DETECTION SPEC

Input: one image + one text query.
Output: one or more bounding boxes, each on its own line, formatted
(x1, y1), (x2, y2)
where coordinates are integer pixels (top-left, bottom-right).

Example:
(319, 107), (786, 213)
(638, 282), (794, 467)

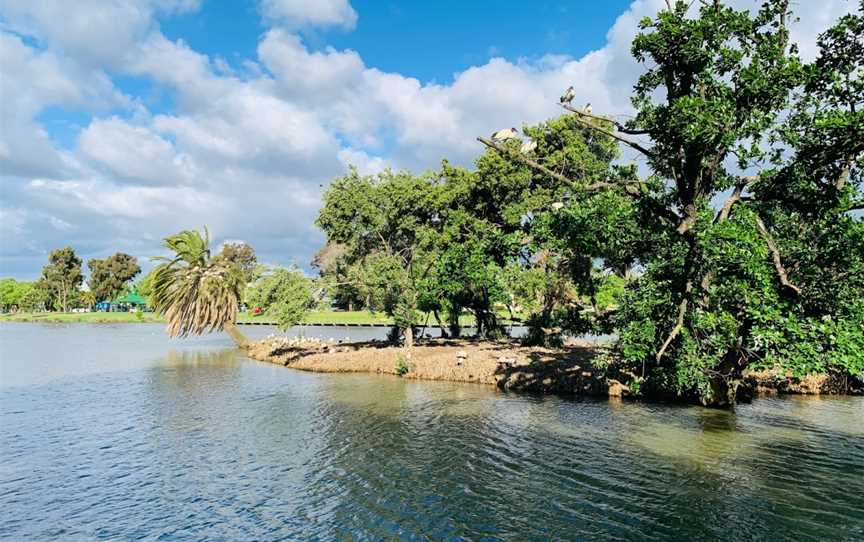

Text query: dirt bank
(246, 336), (614, 395)
(245, 336), (863, 400)
(745, 368), (864, 396)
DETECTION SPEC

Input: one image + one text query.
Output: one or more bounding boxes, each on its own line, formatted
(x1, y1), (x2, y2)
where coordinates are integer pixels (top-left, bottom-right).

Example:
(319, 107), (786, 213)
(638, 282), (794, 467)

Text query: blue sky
(0, 0), (854, 280)
(158, 1), (633, 84)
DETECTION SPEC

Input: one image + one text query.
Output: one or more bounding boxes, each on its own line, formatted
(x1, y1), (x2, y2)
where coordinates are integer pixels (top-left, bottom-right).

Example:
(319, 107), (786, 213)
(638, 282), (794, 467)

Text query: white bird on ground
(560, 86), (576, 104)
(491, 127), (518, 142)
(582, 102), (593, 115)
(520, 139), (538, 154)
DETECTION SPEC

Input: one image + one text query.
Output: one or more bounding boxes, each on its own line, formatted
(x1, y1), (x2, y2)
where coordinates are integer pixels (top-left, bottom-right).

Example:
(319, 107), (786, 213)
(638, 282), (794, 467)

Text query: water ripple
(1, 325), (863, 541)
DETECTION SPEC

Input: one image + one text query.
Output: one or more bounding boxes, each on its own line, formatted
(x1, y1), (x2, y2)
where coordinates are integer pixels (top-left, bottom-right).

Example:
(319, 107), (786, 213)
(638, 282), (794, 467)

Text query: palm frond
(149, 227), (244, 339)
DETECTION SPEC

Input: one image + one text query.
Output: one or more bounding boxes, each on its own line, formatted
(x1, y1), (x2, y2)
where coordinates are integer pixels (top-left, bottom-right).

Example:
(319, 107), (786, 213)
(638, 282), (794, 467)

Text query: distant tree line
(0, 239), (308, 321)
(0, 247), (141, 312)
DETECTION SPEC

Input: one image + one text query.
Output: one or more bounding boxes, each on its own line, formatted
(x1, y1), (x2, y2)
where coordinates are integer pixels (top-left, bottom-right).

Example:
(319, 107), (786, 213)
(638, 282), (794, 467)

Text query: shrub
(395, 355), (410, 376)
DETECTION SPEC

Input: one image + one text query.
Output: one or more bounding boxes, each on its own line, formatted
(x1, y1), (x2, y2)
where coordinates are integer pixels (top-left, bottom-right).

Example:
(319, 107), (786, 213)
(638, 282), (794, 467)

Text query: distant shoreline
(0, 311), (524, 328)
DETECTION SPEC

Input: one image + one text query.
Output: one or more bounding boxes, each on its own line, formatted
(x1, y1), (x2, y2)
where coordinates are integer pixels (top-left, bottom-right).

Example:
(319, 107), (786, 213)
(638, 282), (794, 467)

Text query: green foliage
(313, 242), (365, 310)
(316, 114), (631, 346)
(594, 274), (626, 310)
(136, 270), (155, 299)
(88, 252), (141, 303)
(316, 169), (440, 343)
(435, 113), (632, 342)
(19, 283), (49, 312)
(149, 228), (247, 343)
(246, 266), (313, 330)
(394, 355), (410, 376)
(216, 242), (258, 285)
(602, 0), (864, 404)
(0, 279), (37, 312)
(40, 246), (83, 312)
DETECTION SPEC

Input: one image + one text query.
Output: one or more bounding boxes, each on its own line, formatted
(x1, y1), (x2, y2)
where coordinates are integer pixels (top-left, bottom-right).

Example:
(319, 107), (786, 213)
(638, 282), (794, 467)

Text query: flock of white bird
(489, 86), (592, 155)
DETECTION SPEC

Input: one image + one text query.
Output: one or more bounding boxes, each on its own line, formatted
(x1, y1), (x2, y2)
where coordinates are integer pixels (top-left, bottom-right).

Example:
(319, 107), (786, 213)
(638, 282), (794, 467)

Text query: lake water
(1, 323), (862, 541)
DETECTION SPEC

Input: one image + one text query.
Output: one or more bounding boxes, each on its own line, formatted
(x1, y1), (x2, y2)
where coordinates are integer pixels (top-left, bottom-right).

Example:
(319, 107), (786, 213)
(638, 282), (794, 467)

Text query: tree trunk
(433, 309), (449, 338)
(224, 321), (250, 349)
(403, 325), (414, 359)
(60, 285), (68, 313)
(472, 309), (483, 337)
(448, 305), (462, 338)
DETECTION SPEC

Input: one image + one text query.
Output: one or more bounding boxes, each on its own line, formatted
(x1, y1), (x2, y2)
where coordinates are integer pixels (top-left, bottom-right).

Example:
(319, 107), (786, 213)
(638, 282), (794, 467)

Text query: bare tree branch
(655, 281), (692, 365)
(478, 136), (580, 187)
(560, 104), (649, 135)
(754, 214), (801, 295)
(560, 105), (656, 157)
(835, 155), (852, 190)
(478, 136), (681, 226)
(675, 176), (759, 235)
(714, 176), (758, 223)
(477, 136), (638, 193)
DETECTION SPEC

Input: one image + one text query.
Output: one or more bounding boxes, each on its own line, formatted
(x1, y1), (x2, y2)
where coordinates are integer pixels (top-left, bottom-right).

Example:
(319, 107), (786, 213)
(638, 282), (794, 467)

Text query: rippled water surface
(1, 324), (862, 541)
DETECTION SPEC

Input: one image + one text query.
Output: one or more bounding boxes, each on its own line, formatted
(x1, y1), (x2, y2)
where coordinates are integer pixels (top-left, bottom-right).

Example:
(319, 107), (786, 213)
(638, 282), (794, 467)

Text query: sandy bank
(246, 336), (615, 395)
(246, 336), (863, 400)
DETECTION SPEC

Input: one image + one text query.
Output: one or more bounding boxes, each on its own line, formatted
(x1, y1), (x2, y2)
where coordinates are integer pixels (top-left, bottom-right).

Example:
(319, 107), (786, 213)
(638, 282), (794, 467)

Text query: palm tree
(149, 228), (250, 348)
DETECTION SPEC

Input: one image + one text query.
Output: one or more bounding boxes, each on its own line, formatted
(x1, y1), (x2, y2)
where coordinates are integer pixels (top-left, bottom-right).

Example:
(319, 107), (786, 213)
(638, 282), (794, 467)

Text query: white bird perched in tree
(491, 127), (518, 142)
(520, 139), (537, 154)
(560, 86), (575, 104)
(551, 201), (565, 211)
(582, 102), (592, 114)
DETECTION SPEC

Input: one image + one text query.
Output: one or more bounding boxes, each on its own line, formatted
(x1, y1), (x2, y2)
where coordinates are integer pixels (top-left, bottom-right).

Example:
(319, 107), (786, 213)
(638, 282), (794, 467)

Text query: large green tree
(312, 241), (366, 311)
(450, 112), (634, 342)
(40, 247), (83, 312)
(217, 242), (258, 283)
(316, 169), (441, 353)
(0, 279), (37, 312)
(88, 253), (141, 303)
(245, 265), (313, 330)
(481, 0), (864, 405)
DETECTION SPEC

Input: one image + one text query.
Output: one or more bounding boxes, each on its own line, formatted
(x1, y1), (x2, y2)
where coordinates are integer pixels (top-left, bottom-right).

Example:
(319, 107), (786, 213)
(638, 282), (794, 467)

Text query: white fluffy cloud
(260, 0), (357, 30)
(78, 117), (195, 185)
(0, 0), (200, 68)
(0, 0), (857, 278)
(0, 32), (127, 178)
(258, 30), (365, 102)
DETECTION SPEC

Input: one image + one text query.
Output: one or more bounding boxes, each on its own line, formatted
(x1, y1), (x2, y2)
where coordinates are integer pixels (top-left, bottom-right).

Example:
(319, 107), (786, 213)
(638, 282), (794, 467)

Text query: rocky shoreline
(245, 336), (863, 400)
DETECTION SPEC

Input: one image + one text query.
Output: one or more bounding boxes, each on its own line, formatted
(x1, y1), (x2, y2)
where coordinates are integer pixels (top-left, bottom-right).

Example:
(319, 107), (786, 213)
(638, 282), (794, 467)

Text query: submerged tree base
(246, 337), (864, 405)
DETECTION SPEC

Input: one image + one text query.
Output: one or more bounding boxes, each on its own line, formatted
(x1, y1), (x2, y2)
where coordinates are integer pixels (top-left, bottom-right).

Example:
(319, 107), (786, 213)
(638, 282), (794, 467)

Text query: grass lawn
(1, 310), (393, 325)
(0, 311), (164, 324)
(236, 310), (393, 325)
(1, 310), (522, 326)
